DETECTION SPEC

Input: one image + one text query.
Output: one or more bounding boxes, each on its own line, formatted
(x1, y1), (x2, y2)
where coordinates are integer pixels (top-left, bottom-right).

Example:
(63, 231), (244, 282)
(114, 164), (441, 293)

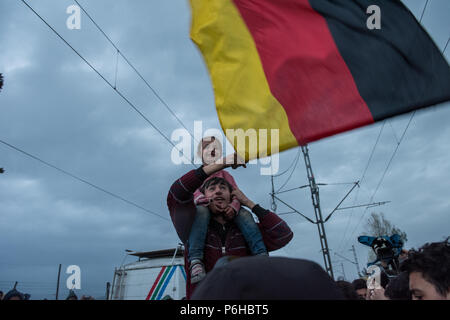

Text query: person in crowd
(0, 290), (3, 300)
(400, 238), (450, 300)
(384, 272), (411, 300)
(191, 256), (344, 300)
(187, 137), (268, 284)
(66, 289), (78, 300)
(352, 278), (367, 300)
(3, 288), (25, 300)
(366, 266), (391, 300)
(167, 152), (293, 299)
(336, 280), (359, 300)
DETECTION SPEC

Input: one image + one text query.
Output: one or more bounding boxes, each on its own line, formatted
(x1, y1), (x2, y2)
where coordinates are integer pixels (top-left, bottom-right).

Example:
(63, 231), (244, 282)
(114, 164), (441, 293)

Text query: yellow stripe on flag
(189, 0), (298, 161)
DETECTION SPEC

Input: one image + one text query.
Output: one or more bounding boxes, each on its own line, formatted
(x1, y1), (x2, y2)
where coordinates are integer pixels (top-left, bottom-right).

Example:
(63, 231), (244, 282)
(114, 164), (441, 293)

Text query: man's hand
(231, 188), (255, 210)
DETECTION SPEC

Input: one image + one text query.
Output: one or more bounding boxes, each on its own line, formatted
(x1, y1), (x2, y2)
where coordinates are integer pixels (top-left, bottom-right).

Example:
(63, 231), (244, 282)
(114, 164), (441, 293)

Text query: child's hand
(196, 197), (212, 206)
(220, 153), (246, 169)
(231, 188), (255, 209)
(223, 206), (236, 221)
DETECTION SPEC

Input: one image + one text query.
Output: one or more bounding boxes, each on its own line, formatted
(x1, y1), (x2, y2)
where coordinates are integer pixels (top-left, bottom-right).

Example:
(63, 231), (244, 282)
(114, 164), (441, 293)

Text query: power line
(337, 3), (446, 251)
(371, 113), (415, 200)
(20, 0), (195, 168)
(0, 139), (169, 222)
(324, 182), (359, 223)
(271, 148), (301, 177)
(419, 0), (430, 23)
(443, 37), (450, 55)
(72, 0), (198, 145)
(275, 149), (301, 193)
(274, 181), (358, 196)
(271, 194), (316, 224)
(336, 121), (386, 251)
(343, 111), (416, 250)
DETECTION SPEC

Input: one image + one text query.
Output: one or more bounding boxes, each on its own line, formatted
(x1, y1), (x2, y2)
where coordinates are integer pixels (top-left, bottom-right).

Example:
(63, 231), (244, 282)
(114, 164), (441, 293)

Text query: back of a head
(66, 289), (78, 300)
(352, 278), (367, 290)
(191, 256), (345, 300)
(336, 280), (359, 300)
(384, 272), (411, 300)
(3, 289), (24, 301)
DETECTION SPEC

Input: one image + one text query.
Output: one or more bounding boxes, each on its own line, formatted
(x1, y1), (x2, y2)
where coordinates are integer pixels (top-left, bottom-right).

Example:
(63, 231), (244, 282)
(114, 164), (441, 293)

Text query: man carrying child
(167, 137), (294, 299)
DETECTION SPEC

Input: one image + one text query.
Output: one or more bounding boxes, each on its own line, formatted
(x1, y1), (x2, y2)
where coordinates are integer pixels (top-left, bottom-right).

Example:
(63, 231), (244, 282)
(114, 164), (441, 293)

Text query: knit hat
(191, 256), (345, 300)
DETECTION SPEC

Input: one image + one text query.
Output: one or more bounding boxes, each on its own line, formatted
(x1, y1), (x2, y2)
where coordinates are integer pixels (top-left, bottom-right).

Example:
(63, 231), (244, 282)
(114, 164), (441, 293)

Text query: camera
(358, 234), (404, 273)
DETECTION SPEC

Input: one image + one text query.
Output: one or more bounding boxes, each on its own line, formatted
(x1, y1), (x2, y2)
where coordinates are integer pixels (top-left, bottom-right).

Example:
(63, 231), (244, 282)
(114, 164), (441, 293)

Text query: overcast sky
(1, 0), (449, 300)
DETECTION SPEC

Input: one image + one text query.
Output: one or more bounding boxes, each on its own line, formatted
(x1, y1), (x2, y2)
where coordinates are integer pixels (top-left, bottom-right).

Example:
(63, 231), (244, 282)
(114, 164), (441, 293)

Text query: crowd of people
(0, 288), (96, 301)
(167, 136), (450, 301)
(187, 238), (449, 300)
(337, 238), (450, 300)
(1, 237), (448, 300)
(2, 136), (449, 301)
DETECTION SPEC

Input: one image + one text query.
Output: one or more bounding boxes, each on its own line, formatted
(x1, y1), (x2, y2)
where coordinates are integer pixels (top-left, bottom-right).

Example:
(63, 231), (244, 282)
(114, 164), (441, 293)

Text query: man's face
(356, 288), (367, 300)
(409, 272), (449, 300)
(204, 182), (231, 214)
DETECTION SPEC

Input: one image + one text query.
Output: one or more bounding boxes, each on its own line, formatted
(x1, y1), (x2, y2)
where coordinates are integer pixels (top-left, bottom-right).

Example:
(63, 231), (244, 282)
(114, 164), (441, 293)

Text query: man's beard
(209, 199), (229, 215)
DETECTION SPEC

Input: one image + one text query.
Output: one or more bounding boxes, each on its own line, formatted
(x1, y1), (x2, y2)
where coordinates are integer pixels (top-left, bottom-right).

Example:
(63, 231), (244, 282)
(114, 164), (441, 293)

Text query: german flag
(190, 0), (450, 160)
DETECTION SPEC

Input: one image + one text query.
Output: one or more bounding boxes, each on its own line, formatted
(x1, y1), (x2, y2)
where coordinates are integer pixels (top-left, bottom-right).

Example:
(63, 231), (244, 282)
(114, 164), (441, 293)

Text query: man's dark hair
(400, 238), (450, 297)
(0, 73), (3, 92)
(335, 280), (359, 300)
(384, 272), (411, 300)
(352, 278), (367, 290)
(200, 177), (233, 194)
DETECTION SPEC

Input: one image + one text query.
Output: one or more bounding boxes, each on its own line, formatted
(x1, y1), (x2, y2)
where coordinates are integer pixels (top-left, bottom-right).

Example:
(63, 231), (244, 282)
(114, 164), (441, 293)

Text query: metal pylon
(301, 145), (334, 280)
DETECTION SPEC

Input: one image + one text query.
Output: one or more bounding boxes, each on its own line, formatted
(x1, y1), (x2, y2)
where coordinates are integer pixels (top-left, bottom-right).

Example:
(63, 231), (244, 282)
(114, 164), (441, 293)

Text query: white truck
(109, 247), (186, 300)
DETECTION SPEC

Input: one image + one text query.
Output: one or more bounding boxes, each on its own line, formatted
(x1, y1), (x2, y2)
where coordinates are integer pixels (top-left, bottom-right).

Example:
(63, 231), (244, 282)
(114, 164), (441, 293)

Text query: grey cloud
(1, 0), (449, 298)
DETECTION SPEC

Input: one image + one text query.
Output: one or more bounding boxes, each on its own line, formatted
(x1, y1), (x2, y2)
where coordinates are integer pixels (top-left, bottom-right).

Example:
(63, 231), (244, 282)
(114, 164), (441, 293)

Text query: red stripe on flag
(146, 266), (166, 300)
(233, 0), (374, 145)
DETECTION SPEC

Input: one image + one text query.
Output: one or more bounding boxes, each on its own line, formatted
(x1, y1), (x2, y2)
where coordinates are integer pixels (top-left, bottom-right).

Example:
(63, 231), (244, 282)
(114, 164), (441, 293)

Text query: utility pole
(270, 175), (277, 212)
(351, 245), (362, 277)
(55, 264), (62, 300)
(341, 262), (346, 280)
(271, 146), (388, 281)
(106, 282), (111, 300)
(301, 145), (334, 280)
